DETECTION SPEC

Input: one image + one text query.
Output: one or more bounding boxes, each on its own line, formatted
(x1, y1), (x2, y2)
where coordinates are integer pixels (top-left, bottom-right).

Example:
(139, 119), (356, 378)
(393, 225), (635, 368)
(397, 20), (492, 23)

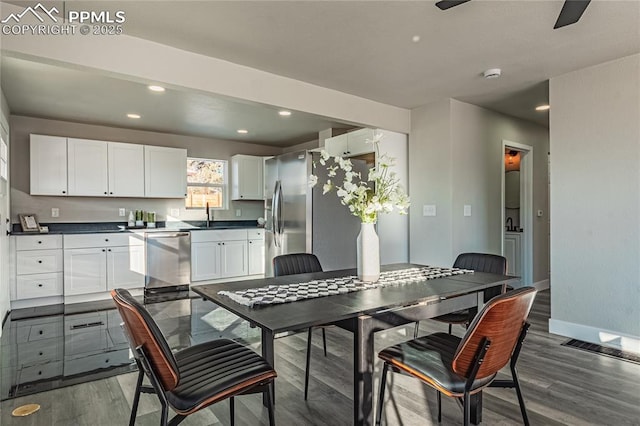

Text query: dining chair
(415, 252), (508, 338)
(111, 288), (277, 426)
(272, 253), (327, 400)
(377, 287), (537, 426)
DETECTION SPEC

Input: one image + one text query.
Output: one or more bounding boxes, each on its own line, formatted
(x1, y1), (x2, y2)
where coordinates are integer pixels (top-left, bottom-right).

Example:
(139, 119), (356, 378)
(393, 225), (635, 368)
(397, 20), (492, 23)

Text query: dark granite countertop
(10, 220), (261, 236)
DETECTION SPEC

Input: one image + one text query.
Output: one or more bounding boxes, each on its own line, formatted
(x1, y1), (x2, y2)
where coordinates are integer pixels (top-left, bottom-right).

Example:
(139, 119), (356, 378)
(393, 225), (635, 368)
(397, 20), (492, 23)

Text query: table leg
(262, 328), (275, 407)
(470, 290), (485, 425)
(354, 315), (374, 426)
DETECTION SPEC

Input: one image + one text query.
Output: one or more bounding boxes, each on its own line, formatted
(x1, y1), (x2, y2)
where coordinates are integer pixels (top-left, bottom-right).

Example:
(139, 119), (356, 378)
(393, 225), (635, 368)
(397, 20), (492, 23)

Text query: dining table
(191, 263), (518, 426)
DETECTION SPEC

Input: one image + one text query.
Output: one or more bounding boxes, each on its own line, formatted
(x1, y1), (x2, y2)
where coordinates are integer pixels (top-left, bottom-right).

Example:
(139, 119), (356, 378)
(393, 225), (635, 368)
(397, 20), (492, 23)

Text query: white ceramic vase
(356, 222), (380, 282)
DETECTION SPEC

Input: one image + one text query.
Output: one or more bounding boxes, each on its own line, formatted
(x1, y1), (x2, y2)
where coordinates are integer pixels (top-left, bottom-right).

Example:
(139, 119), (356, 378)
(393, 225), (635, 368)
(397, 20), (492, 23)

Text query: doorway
(501, 140), (533, 286)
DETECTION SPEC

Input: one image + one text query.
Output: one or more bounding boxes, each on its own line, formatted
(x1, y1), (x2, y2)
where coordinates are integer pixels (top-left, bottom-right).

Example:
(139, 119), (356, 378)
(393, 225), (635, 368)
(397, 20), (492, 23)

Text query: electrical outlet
(170, 208), (180, 217)
(423, 205), (436, 217)
(51, 208), (59, 218)
(464, 205), (472, 217)
(235, 209), (242, 217)
(119, 208), (126, 217)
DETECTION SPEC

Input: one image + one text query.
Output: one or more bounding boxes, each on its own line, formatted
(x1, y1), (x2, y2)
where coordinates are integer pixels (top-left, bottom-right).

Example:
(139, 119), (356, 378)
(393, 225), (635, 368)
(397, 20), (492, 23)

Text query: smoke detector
(483, 68), (502, 79)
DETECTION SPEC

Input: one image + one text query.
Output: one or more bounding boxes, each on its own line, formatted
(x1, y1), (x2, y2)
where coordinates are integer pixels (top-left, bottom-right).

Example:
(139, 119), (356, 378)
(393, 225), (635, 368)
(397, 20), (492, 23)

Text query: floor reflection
(0, 290), (260, 401)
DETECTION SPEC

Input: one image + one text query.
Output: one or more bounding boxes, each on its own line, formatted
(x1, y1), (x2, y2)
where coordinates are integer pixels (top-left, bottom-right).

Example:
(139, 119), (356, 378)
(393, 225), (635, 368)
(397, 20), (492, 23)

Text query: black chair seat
(168, 339), (276, 413)
(378, 332), (495, 396)
(432, 311), (473, 325)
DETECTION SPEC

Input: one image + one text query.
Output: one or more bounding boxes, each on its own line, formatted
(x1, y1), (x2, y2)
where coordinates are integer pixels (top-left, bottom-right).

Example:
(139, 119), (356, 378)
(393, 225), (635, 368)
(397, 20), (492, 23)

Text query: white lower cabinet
(64, 248), (108, 296)
(14, 235), (64, 302)
(191, 229), (258, 281)
(248, 229), (265, 275)
(64, 233), (145, 297)
(220, 240), (248, 277)
(191, 242), (222, 281)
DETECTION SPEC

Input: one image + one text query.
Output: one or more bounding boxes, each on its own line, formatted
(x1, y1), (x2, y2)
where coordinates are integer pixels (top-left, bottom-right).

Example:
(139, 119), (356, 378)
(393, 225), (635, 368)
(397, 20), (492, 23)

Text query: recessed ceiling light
(148, 85), (165, 92)
(237, 129), (248, 134)
(535, 104), (550, 111)
(278, 110), (292, 116)
(127, 113), (141, 119)
(412, 35), (421, 43)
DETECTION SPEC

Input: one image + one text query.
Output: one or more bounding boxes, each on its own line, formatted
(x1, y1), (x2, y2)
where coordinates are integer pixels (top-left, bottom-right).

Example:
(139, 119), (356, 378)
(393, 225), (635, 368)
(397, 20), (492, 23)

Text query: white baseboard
(549, 318), (640, 354)
(532, 279), (549, 291)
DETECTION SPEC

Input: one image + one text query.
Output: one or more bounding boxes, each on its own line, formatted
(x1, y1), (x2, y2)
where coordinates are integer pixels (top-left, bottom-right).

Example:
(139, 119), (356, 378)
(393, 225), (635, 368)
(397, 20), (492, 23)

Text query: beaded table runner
(219, 266), (473, 307)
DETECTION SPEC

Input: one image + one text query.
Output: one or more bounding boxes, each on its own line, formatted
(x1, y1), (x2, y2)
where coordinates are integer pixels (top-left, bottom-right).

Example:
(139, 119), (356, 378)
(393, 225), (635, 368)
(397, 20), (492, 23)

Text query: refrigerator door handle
(277, 181), (284, 237)
(273, 180), (281, 247)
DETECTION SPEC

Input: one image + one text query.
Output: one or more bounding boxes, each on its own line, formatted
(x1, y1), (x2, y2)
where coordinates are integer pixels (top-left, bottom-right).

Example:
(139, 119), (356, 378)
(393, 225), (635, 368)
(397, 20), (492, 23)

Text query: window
(185, 158), (227, 209)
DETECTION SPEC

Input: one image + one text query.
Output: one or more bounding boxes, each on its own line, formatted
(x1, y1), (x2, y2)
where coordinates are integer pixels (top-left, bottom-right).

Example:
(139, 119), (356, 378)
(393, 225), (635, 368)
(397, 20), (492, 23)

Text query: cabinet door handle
(37, 284), (43, 287)
(38, 241), (42, 244)
(38, 330), (43, 335)
(105, 239), (109, 242)
(249, 241), (252, 244)
(109, 192), (113, 195)
(102, 249), (106, 252)
(107, 249), (111, 252)
(37, 260), (42, 264)
(62, 190), (66, 194)
(39, 352), (43, 356)
(104, 192), (107, 195)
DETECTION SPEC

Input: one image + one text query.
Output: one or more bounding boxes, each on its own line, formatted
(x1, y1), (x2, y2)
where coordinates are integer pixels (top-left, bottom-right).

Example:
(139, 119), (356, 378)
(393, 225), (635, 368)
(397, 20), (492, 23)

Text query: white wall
(0, 88), (11, 331)
(10, 115), (282, 224)
(549, 54), (640, 352)
(410, 99), (550, 283)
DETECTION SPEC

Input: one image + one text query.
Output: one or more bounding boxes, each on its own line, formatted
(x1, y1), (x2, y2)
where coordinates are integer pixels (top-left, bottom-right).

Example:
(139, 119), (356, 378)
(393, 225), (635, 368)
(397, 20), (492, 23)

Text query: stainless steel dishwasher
(145, 231), (191, 291)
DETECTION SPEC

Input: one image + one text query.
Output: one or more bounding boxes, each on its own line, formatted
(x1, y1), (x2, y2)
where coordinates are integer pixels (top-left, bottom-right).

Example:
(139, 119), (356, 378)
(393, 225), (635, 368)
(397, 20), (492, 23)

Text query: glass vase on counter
(147, 212), (156, 228)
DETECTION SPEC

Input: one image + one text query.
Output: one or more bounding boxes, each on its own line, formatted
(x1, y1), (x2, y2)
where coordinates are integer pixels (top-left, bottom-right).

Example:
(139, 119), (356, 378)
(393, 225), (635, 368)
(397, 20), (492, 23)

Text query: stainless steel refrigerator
(264, 150), (367, 276)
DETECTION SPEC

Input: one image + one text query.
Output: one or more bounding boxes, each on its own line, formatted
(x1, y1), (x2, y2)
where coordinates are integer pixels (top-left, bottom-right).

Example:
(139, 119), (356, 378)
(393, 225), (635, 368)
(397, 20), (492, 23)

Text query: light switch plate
(51, 208), (59, 218)
(464, 205), (472, 217)
(423, 205), (436, 217)
(537, 209), (544, 217)
(118, 208), (126, 217)
(235, 209), (242, 217)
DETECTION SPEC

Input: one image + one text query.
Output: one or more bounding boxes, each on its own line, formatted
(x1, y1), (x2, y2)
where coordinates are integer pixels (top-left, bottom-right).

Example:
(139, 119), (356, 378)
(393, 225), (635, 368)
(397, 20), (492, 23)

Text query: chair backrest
(453, 252), (507, 275)
(273, 253), (323, 277)
(452, 287), (536, 380)
(111, 288), (180, 391)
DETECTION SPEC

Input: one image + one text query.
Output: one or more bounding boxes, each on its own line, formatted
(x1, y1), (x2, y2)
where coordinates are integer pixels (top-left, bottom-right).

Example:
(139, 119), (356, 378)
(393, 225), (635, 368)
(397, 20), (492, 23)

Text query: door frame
(501, 140), (533, 286)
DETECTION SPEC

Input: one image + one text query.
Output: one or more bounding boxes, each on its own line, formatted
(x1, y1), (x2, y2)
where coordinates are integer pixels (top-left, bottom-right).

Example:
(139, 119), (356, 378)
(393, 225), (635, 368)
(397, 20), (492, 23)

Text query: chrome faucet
(506, 217), (513, 231)
(206, 202), (213, 227)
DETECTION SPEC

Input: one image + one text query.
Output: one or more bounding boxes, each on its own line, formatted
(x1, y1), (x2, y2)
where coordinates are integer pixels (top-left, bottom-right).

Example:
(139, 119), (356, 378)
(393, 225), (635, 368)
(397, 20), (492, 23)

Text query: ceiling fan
(435, 0), (591, 29)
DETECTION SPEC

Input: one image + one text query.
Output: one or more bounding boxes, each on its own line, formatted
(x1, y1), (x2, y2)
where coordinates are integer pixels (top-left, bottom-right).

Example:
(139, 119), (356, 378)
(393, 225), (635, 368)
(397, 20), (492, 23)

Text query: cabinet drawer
(191, 229), (247, 243)
(247, 229), (264, 239)
(16, 235), (63, 251)
(16, 250), (63, 275)
(19, 361), (63, 384)
(16, 273), (63, 299)
(64, 232), (144, 249)
(17, 338), (63, 367)
(15, 317), (63, 343)
(64, 349), (131, 376)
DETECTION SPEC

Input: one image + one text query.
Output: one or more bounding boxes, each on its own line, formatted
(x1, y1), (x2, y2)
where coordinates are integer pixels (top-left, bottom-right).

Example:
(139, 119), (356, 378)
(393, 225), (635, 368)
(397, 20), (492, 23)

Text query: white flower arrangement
(309, 131), (410, 223)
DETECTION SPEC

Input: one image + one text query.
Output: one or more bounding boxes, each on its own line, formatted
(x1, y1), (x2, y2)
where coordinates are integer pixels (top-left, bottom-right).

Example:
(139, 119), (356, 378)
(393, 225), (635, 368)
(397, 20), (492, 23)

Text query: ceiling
(2, 1), (639, 145)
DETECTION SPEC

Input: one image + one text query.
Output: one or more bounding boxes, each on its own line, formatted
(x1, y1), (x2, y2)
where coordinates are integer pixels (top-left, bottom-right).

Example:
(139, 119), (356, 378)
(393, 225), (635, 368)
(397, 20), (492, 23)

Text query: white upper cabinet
(108, 142), (145, 197)
(231, 154), (264, 200)
(324, 128), (375, 158)
(30, 134), (68, 196)
(67, 138), (109, 196)
(144, 145), (187, 198)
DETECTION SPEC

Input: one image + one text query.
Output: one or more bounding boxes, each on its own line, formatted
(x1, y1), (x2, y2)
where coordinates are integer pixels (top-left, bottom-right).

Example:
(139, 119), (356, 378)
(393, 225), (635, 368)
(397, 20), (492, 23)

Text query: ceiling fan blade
(554, 0), (591, 29)
(435, 0), (472, 11)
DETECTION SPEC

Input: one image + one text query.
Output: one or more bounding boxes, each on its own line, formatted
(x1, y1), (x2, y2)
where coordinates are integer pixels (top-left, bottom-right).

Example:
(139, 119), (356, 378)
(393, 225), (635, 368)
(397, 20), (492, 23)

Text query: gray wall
(549, 54), (640, 343)
(410, 99), (550, 283)
(10, 115), (282, 224)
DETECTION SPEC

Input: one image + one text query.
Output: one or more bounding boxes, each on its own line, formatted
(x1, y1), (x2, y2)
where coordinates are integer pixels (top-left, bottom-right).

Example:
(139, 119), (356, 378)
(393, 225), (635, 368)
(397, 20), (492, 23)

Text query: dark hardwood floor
(2, 290), (639, 425)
